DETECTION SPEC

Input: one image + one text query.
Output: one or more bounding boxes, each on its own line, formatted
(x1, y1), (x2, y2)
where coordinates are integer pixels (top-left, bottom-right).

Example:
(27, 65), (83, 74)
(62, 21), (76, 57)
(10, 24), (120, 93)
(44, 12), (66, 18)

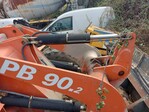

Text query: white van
(42, 7), (115, 33)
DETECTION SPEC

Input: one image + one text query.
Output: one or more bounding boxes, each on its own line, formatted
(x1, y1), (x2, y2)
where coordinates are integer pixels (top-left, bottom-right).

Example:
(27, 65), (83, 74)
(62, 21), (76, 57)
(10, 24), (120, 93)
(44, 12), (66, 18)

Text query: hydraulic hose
(34, 33), (124, 45)
(31, 31), (51, 37)
(51, 60), (81, 72)
(0, 95), (80, 112)
(21, 42), (32, 60)
(35, 33), (90, 44)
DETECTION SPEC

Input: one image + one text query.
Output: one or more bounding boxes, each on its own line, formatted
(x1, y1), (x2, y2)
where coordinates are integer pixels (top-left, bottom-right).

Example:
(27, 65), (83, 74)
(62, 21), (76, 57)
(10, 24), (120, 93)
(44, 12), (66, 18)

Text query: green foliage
(91, 0), (149, 54)
(94, 0), (149, 30)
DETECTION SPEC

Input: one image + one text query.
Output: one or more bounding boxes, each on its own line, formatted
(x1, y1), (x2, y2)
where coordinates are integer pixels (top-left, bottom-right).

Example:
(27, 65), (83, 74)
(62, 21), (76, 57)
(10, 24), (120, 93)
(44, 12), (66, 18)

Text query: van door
(45, 16), (74, 33)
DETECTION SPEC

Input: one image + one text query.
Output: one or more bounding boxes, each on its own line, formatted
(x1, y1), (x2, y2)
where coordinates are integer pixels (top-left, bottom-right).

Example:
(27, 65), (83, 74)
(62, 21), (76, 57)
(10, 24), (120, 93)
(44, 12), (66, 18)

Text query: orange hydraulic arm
(0, 25), (136, 112)
(93, 33), (136, 81)
(0, 55), (126, 112)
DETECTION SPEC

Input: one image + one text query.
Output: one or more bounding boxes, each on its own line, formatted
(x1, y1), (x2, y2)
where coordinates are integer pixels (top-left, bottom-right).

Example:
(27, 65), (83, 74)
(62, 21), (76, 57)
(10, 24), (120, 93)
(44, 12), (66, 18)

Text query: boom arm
(0, 55), (126, 112)
(0, 25), (136, 111)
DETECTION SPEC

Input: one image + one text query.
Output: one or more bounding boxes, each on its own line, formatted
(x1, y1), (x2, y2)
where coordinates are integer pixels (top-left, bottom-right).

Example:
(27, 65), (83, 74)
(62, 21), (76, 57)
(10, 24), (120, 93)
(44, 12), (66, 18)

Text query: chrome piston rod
(90, 34), (120, 41)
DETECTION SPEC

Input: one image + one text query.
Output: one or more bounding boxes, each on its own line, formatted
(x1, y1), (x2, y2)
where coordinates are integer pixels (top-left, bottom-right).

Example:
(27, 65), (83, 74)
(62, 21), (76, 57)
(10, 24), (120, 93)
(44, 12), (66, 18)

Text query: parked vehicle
(42, 7), (115, 33)
(29, 19), (56, 29)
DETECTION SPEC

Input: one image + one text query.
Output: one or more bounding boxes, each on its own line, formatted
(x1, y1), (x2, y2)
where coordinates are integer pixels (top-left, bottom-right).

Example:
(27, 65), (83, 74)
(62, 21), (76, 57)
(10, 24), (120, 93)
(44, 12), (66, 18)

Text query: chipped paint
(2, 0), (66, 19)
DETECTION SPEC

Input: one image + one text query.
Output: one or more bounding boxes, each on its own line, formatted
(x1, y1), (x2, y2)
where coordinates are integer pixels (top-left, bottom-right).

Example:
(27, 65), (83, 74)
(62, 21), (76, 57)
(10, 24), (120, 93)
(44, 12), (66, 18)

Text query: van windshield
(47, 17), (72, 32)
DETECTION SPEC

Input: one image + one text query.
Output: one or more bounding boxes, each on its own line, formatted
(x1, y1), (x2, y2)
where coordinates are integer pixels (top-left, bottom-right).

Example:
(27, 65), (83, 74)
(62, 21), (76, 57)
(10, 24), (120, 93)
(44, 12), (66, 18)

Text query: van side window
(48, 17), (72, 32)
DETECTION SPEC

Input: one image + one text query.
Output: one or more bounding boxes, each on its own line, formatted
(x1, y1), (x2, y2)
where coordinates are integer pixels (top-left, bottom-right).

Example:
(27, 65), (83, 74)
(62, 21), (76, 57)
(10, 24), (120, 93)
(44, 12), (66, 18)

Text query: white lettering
(0, 60), (83, 94)
(16, 65), (36, 80)
(42, 74), (59, 86)
(57, 77), (73, 89)
(0, 60), (19, 74)
(42, 74), (73, 90)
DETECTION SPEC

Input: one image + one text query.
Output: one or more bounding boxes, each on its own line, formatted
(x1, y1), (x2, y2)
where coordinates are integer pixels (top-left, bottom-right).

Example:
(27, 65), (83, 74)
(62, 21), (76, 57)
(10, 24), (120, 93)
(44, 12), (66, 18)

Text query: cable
(21, 42), (33, 60)
(99, 39), (120, 89)
(31, 31), (51, 37)
(0, 90), (29, 98)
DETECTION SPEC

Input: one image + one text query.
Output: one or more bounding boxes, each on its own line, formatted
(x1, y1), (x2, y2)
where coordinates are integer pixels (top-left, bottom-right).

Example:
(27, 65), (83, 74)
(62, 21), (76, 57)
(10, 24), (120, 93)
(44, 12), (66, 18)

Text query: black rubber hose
(0, 96), (80, 112)
(31, 31), (59, 37)
(51, 60), (81, 72)
(35, 33), (90, 44)
(31, 31), (51, 37)
(21, 42), (33, 60)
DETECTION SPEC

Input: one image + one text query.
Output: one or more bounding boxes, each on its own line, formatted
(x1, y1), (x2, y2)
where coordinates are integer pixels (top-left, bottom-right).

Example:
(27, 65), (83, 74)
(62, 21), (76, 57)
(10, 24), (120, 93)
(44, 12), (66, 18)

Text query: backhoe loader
(0, 25), (136, 112)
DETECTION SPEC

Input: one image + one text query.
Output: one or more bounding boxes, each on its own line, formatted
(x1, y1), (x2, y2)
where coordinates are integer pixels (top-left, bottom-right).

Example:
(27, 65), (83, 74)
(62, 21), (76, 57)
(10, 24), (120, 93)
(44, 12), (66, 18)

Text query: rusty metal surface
(126, 72), (149, 111)
(132, 47), (149, 94)
(128, 73), (147, 97)
(138, 54), (149, 76)
(132, 48), (144, 67)
(1, 0), (66, 19)
(133, 47), (149, 76)
(126, 47), (149, 111)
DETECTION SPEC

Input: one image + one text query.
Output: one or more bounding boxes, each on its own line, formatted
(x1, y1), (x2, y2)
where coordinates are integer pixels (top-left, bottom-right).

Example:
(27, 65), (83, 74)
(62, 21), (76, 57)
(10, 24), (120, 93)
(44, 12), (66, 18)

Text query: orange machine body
(0, 25), (136, 112)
